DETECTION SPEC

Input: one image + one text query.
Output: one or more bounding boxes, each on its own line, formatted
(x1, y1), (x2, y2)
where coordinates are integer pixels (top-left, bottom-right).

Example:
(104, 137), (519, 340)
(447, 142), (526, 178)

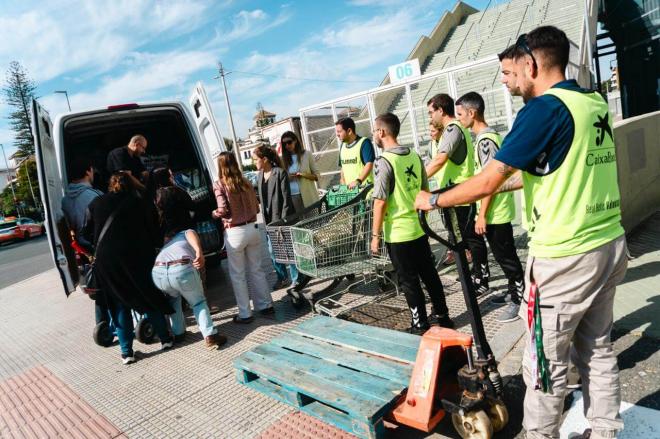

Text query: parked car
(0, 217), (45, 244)
(32, 82), (228, 296)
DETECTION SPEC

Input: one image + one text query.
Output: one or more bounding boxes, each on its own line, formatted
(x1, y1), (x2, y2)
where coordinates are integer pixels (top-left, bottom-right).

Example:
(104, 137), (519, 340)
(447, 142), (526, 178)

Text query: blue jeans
(151, 264), (217, 338)
(105, 293), (171, 357)
(266, 234), (299, 283)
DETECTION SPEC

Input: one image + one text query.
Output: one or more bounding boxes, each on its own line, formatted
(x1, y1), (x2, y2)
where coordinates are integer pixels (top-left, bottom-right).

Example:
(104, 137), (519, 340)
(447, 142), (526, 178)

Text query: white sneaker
(161, 341), (174, 350)
(122, 355), (136, 365)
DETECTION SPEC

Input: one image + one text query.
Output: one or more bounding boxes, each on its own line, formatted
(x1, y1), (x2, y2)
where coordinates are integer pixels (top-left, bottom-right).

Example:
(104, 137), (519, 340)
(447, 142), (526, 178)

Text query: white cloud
(0, 0), (215, 82)
(207, 7), (292, 46)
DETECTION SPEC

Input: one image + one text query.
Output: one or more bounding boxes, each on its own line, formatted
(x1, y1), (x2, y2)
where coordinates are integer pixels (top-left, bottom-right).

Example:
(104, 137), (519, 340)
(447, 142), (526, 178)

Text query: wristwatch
(429, 193), (441, 210)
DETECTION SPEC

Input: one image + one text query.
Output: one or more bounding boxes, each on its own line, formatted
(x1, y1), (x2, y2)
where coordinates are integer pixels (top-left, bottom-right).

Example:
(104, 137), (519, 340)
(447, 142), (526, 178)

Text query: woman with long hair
(252, 145), (309, 291)
(83, 172), (174, 365)
(280, 131), (319, 212)
(153, 186), (227, 348)
(212, 152), (273, 323)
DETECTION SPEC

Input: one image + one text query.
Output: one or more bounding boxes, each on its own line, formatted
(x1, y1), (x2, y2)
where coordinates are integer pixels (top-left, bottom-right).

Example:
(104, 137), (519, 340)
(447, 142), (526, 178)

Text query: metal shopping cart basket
(266, 185), (371, 265)
(290, 198), (398, 317)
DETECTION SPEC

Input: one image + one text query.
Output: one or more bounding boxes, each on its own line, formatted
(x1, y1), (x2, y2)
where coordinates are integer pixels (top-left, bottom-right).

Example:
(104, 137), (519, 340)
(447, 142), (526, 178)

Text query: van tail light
(107, 103), (139, 111)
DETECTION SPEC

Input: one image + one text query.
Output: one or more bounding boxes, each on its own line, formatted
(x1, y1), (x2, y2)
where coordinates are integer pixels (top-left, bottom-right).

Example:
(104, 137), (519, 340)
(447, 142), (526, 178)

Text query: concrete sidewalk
(3, 211), (657, 438)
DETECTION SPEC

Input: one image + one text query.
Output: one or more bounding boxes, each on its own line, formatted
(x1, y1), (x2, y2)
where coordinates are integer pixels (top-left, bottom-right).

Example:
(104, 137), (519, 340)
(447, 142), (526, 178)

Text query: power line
(228, 69), (376, 84)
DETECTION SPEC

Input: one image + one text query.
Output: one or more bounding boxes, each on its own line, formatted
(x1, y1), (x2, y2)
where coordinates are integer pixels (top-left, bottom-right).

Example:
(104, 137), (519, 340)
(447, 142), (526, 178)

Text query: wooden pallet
(234, 316), (419, 439)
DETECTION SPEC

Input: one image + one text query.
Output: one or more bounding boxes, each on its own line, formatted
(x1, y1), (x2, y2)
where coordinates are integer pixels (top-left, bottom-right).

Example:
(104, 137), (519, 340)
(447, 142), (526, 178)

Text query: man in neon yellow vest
(455, 91), (525, 323)
(370, 112), (453, 333)
(416, 26), (627, 439)
(335, 117), (375, 189)
(426, 93), (489, 294)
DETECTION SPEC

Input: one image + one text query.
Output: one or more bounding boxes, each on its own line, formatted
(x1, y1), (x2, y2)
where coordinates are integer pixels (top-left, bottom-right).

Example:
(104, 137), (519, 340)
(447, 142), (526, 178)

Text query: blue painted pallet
(234, 316), (419, 439)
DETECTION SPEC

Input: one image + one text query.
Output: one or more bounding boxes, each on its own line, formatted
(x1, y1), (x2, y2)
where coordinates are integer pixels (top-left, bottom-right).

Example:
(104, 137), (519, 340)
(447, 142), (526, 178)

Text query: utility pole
(1, 143), (21, 216)
(215, 63), (242, 171)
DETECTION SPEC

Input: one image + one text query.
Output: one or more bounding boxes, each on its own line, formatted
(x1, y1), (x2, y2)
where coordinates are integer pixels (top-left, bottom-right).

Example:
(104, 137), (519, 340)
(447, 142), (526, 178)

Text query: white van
(33, 83), (228, 296)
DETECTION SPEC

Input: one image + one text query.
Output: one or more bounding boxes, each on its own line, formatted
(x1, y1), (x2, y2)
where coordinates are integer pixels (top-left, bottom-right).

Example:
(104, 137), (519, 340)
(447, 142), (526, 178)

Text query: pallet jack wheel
(135, 318), (155, 344)
(451, 410), (493, 439)
(93, 321), (114, 347)
(487, 399), (509, 432)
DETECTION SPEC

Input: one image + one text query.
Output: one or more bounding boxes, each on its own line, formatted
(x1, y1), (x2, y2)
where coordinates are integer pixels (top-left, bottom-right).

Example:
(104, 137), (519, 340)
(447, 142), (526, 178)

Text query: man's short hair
(456, 92), (485, 118)
(68, 156), (93, 181)
(375, 113), (400, 137)
(335, 117), (356, 133)
(517, 26), (570, 71)
(427, 93), (455, 117)
(498, 45), (518, 61)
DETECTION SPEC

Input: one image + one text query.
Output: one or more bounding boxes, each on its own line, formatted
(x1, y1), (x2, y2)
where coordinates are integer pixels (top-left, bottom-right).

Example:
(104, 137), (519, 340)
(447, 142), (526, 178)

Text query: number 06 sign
(388, 59), (421, 85)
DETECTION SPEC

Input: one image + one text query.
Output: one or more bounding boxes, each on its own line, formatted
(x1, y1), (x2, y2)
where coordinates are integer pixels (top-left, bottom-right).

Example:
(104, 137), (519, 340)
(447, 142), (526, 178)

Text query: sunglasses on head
(283, 139), (294, 146)
(516, 33), (538, 71)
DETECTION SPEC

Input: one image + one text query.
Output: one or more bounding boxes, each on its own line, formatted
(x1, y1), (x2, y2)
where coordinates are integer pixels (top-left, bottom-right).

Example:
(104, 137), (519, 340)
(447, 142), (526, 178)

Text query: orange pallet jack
(389, 200), (509, 439)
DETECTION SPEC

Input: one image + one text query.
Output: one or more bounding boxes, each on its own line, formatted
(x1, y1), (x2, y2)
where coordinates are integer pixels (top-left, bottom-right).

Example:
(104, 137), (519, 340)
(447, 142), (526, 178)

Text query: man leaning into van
(106, 134), (150, 191)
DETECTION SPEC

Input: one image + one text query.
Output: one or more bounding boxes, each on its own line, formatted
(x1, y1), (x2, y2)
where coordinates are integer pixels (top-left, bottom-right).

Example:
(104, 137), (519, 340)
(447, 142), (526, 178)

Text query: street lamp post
(54, 90), (72, 111)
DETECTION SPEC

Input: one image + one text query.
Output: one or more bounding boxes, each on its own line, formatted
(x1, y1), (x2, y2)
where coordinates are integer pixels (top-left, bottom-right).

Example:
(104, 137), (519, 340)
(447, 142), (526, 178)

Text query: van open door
(188, 82), (226, 181)
(32, 100), (77, 296)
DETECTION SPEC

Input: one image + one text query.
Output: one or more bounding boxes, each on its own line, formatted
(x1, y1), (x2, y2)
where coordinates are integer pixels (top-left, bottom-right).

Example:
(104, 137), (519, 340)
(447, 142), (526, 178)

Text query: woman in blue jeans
(153, 186), (227, 349)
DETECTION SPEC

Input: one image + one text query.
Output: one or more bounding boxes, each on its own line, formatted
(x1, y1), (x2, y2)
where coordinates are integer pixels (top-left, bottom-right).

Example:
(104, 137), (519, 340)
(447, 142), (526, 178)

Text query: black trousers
(472, 222), (524, 303)
(386, 235), (449, 328)
(454, 205), (489, 280)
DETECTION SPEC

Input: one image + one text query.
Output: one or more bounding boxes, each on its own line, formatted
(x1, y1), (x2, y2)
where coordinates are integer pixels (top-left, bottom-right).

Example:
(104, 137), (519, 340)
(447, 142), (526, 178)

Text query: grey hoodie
(62, 182), (103, 246)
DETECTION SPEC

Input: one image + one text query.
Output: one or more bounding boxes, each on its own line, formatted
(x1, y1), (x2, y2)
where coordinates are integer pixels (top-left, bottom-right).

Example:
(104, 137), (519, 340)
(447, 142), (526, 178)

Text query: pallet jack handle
(418, 188), (494, 362)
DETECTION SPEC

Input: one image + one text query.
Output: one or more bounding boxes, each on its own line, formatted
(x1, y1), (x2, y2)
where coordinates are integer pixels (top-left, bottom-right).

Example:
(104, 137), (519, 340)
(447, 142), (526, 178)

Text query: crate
(325, 184), (362, 209)
(266, 185), (372, 264)
(234, 316), (419, 439)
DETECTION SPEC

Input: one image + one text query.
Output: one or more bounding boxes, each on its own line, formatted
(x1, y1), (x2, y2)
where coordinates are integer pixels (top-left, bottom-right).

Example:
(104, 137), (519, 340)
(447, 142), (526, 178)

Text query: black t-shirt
(106, 146), (146, 179)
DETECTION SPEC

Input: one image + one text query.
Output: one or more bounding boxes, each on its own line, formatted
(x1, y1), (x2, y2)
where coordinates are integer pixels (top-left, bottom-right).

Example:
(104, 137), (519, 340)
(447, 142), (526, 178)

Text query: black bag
(80, 206), (122, 298)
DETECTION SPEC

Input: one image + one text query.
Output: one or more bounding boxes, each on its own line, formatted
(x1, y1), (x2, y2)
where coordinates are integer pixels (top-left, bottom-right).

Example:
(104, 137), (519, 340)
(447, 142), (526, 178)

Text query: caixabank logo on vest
(403, 164), (418, 191)
(586, 112), (616, 166)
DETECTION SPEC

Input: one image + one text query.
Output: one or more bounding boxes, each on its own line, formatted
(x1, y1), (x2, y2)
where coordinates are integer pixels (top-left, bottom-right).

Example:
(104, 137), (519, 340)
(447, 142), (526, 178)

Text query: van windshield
(0, 222), (17, 230)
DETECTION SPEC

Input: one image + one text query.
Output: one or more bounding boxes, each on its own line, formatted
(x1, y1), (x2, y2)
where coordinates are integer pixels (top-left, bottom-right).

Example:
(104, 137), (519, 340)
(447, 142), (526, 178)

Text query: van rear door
(32, 100), (77, 296)
(188, 82), (225, 181)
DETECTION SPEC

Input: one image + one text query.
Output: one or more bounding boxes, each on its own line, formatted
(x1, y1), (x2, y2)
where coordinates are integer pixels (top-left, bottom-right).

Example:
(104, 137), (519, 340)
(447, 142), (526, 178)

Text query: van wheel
(93, 322), (114, 347)
(135, 318), (155, 344)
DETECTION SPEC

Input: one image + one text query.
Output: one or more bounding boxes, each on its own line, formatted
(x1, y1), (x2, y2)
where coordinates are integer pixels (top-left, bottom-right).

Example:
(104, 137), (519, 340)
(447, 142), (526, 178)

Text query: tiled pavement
(0, 223), (529, 438)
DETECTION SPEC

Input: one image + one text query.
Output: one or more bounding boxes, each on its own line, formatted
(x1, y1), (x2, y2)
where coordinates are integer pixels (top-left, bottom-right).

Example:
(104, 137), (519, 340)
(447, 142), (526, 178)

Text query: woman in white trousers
(212, 152), (273, 323)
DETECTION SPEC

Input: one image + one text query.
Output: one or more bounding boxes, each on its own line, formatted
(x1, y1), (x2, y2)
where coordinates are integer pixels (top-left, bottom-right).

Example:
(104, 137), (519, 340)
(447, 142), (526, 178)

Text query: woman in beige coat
(280, 131), (319, 212)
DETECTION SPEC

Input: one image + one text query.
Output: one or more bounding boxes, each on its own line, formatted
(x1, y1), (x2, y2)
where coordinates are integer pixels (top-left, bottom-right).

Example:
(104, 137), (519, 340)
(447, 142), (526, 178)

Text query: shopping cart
(266, 185), (371, 265)
(290, 198), (398, 316)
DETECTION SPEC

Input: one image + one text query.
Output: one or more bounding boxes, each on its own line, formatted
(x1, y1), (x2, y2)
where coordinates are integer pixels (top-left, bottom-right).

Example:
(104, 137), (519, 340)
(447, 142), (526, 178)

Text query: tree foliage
(0, 158), (41, 219)
(3, 61), (37, 158)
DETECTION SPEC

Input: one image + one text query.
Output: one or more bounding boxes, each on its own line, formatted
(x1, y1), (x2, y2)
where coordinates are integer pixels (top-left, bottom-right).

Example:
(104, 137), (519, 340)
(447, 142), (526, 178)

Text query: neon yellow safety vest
(432, 120), (474, 188)
(475, 131), (516, 224)
(340, 137), (373, 184)
(380, 149), (425, 244)
(522, 88), (624, 257)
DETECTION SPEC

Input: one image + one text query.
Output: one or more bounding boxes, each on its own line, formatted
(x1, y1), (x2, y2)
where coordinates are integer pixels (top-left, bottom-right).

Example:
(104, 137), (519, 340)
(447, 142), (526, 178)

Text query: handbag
(80, 204), (123, 298)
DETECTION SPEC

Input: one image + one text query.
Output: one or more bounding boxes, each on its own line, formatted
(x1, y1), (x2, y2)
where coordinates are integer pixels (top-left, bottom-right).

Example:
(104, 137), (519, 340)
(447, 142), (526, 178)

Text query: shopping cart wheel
(93, 321), (114, 347)
(135, 318), (156, 344)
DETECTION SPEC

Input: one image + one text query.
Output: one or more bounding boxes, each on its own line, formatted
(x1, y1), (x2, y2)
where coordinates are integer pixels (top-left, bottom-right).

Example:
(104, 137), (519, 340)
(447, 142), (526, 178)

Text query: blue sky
(0, 0), (493, 157)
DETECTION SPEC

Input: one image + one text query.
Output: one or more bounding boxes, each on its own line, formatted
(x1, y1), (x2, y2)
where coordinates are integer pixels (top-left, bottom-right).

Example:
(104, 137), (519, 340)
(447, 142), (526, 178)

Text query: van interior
(60, 105), (223, 257)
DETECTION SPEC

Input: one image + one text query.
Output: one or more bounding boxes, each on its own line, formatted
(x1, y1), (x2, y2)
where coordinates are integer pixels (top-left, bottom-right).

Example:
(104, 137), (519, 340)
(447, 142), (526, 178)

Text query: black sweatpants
(471, 222), (524, 303)
(386, 235), (449, 329)
(454, 205), (489, 280)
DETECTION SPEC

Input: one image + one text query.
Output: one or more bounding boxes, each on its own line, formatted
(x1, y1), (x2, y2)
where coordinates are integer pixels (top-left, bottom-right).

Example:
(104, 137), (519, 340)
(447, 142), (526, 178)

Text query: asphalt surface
(0, 235), (52, 289)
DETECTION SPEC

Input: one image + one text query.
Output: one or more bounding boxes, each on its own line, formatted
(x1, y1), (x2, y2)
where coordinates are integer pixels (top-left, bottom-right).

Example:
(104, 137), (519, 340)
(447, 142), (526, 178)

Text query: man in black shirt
(106, 134), (149, 190)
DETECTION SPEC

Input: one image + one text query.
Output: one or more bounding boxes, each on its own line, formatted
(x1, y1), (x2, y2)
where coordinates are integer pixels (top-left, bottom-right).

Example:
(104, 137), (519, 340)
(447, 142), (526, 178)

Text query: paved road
(0, 236), (52, 289)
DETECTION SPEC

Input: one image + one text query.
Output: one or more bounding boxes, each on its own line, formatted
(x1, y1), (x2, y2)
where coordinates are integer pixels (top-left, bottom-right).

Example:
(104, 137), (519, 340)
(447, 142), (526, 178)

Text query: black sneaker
(272, 278), (290, 290)
(232, 315), (255, 324)
(121, 354), (136, 365)
(258, 306), (275, 316)
(429, 314), (455, 328)
(490, 292), (508, 304)
(291, 274), (311, 292)
(409, 324), (431, 336)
